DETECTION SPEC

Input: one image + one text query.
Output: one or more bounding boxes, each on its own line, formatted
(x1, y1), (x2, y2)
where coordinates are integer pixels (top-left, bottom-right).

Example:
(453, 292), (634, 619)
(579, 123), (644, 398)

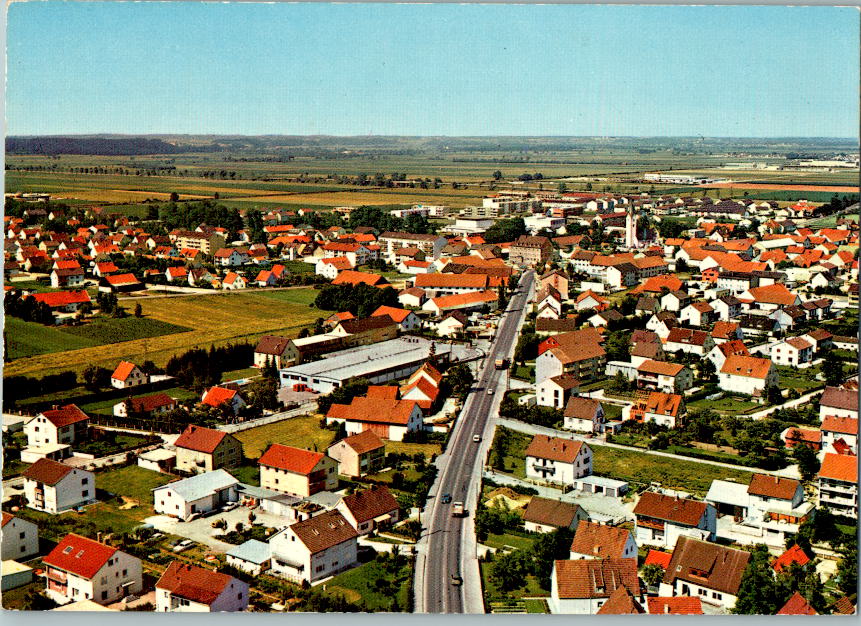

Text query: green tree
(491, 550), (529, 592)
(733, 545), (789, 615)
(529, 528), (574, 589)
(641, 564), (665, 588)
(792, 442), (820, 482)
(134, 302), (143, 318)
(822, 349), (845, 387)
(836, 543), (857, 595)
(82, 365), (111, 391)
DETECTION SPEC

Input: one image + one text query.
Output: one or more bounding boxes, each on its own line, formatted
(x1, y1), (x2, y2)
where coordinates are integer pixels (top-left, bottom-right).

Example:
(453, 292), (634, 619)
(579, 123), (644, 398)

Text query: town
(1, 138), (858, 615)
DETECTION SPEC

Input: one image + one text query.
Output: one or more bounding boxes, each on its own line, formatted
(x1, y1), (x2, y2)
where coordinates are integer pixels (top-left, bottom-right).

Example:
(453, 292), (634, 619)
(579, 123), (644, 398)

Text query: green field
(95, 464), (174, 504)
(235, 414), (335, 459)
(325, 555), (413, 612)
(257, 288), (321, 306)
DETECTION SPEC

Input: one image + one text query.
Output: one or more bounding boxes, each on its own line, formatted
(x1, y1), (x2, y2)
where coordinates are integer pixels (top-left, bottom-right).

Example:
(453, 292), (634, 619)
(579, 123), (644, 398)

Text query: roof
(662, 536), (750, 596)
(371, 305), (413, 323)
(525, 435), (585, 464)
(30, 289), (91, 308)
(747, 473), (799, 500)
(643, 392), (683, 417)
(820, 386), (859, 412)
(427, 290), (499, 311)
(596, 586), (645, 615)
(327, 397), (419, 426)
(201, 386), (238, 408)
(819, 452), (858, 483)
(522, 497), (582, 529)
(747, 283), (798, 306)
(646, 597), (704, 615)
(777, 592), (817, 615)
(666, 328), (711, 347)
(255, 335), (291, 356)
(39, 403), (89, 427)
(259, 444), (326, 474)
(563, 396), (601, 420)
(821, 415), (858, 435)
(415, 273), (489, 289)
(331, 430), (386, 455)
(174, 425), (229, 454)
(633, 491), (707, 526)
(226, 539), (271, 565)
(1, 511), (14, 528)
(126, 393), (176, 414)
(331, 270), (387, 286)
(638, 359), (684, 377)
(43, 533), (118, 579)
(643, 549), (672, 569)
(548, 374), (581, 391)
(339, 485), (399, 523)
(720, 355), (773, 380)
(289, 510), (358, 554)
(22, 457), (75, 485)
(154, 469), (238, 502)
(570, 520), (632, 559)
(773, 544), (811, 573)
(111, 361), (139, 382)
(831, 596), (856, 615)
(552, 558), (639, 599)
(156, 561), (234, 605)
(104, 273), (140, 286)
(337, 315), (398, 334)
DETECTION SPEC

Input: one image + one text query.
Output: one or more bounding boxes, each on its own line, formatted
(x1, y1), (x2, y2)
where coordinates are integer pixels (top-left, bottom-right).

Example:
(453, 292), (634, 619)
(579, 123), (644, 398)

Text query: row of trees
(313, 282), (400, 317)
(345, 205), (434, 235)
(165, 343), (254, 390)
(4, 291), (54, 325)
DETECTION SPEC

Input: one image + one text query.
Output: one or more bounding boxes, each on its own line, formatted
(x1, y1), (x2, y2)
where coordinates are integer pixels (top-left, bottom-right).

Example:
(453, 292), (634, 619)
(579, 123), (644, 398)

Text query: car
(441, 493), (452, 504)
(450, 574), (463, 586)
(473, 434), (481, 443)
(487, 388), (494, 395)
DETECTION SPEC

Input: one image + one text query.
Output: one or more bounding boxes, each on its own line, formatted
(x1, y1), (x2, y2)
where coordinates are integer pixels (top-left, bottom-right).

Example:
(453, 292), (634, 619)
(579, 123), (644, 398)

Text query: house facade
(22, 459), (96, 514)
(269, 510), (359, 584)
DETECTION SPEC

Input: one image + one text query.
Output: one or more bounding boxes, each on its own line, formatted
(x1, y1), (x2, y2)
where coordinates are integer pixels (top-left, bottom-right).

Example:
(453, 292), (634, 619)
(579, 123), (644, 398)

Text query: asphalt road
(416, 269), (535, 614)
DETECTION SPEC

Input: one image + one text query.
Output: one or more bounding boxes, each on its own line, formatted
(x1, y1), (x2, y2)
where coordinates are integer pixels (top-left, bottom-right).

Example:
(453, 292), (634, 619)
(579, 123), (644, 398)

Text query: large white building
(1, 512), (39, 561)
(269, 510), (359, 584)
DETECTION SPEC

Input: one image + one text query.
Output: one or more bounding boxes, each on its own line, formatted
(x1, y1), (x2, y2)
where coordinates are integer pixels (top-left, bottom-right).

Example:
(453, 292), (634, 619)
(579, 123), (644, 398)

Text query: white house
(335, 485), (400, 536)
(569, 520), (637, 560)
(819, 386), (859, 420)
(326, 396), (424, 442)
(24, 404), (89, 448)
(770, 336), (814, 367)
(269, 510), (359, 584)
(43, 533), (142, 606)
(225, 540), (271, 577)
(156, 561), (248, 612)
(549, 558), (641, 615)
(522, 497), (588, 534)
(524, 435), (592, 486)
(537, 375), (581, 410)
(718, 355), (778, 397)
(110, 361), (148, 389)
(152, 469), (239, 521)
(370, 305), (421, 332)
(562, 396), (605, 433)
(633, 491), (716, 549)
(818, 453), (857, 519)
(1, 512), (39, 561)
(22, 459), (96, 514)
(821, 416), (858, 454)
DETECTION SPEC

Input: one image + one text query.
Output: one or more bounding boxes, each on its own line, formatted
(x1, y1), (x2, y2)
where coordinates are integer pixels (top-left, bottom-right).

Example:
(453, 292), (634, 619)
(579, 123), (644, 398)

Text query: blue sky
(6, 3), (859, 137)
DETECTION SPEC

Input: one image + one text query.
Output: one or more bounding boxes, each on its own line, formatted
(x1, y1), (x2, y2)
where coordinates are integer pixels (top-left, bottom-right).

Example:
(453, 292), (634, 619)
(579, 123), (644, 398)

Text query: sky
(5, 3), (859, 138)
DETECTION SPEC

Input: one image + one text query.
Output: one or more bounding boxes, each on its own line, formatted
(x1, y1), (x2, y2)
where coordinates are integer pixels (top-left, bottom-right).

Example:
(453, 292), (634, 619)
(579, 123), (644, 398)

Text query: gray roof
(153, 469), (238, 502)
(226, 539), (271, 565)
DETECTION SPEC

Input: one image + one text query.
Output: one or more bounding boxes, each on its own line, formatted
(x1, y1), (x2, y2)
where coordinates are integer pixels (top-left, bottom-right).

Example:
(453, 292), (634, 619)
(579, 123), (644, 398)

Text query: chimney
(664, 604), (671, 614)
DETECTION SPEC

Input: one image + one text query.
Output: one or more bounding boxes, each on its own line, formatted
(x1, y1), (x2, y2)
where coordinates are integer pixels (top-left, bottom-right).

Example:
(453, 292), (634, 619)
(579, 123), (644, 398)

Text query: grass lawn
(511, 363), (535, 382)
(77, 385), (200, 416)
(776, 365), (824, 392)
(603, 403), (624, 421)
(484, 531), (538, 552)
(61, 316), (190, 343)
(221, 367), (260, 381)
(234, 414), (336, 459)
(1, 580), (47, 610)
(280, 261), (315, 275)
(481, 561), (549, 602)
(525, 598), (550, 613)
(231, 463), (261, 486)
(95, 465), (175, 504)
(325, 556), (413, 612)
(590, 444), (754, 497)
(256, 287), (321, 306)
(386, 440), (442, 459)
(4, 317), (99, 358)
(11, 498), (151, 541)
(688, 395), (761, 414)
(491, 427), (530, 478)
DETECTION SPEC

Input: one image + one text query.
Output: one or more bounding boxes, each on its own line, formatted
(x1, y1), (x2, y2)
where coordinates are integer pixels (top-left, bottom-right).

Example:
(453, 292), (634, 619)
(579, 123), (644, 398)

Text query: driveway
(144, 506), (288, 553)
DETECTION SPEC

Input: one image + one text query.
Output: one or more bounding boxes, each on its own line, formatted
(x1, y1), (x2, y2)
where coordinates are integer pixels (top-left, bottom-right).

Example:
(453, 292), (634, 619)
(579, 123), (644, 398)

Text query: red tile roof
(777, 592), (817, 615)
(289, 510), (359, 554)
(773, 544), (811, 573)
(332, 270), (387, 286)
(570, 520), (632, 559)
(525, 435), (584, 464)
(201, 386), (238, 408)
(29, 289), (91, 308)
(747, 473), (800, 501)
(339, 485), (399, 524)
(105, 272), (140, 286)
(553, 558), (639, 599)
(43, 533), (119, 580)
(638, 359), (684, 377)
(821, 415), (858, 435)
(175, 425), (229, 454)
(327, 397), (419, 426)
(819, 453), (858, 483)
(156, 561), (234, 605)
(39, 404), (89, 427)
(371, 305), (413, 323)
(633, 492), (706, 526)
(647, 597), (704, 615)
(334, 430), (385, 455)
(643, 549), (672, 569)
(111, 361), (139, 382)
(259, 444), (325, 475)
(720, 355), (773, 380)
(596, 586), (644, 614)
(22, 458), (75, 485)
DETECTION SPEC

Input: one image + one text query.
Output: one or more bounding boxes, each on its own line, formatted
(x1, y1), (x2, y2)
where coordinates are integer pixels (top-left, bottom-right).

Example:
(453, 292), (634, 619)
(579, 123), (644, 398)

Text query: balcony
(637, 518), (666, 531)
(46, 568), (68, 584)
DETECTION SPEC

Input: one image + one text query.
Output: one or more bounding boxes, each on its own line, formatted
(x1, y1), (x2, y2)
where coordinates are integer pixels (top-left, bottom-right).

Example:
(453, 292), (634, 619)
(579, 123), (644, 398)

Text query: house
(658, 536), (750, 611)
(711, 320), (743, 343)
(165, 266), (188, 283)
(174, 425), (243, 473)
(112, 393), (177, 418)
(800, 328), (833, 352)
(718, 355), (778, 397)
(569, 520), (637, 560)
(43, 533), (142, 606)
(770, 337), (814, 367)
(773, 544), (811, 574)
(540, 269), (570, 300)
(777, 592), (817, 615)
(213, 248), (248, 267)
(422, 290), (499, 315)
(821, 416), (858, 454)
(110, 361), (148, 389)
(706, 339), (750, 372)
(258, 444), (338, 497)
(401, 363), (442, 412)
(595, 587), (645, 615)
(253, 335), (292, 369)
(537, 374), (580, 410)
(646, 597), (704, 615)
(28, 290), (92, 314)
(549, 558), (641, 614)
(152, 469), (240, 521)
(155, 561), (248, 612)
(50, 266), (85, 288)
(269, 510), (359, 584)
(99, 273), (144, 293)
(629, 392), (685, 428)
(575, 289), (608, 312)
(22, 459), (96, 514)
(200, 386), (246, 415)
(315, 257), (353, 279)
(637, 360), (693, 394)
(522, 497), (588, 533)
(664, 328), (714, 357)
(819, 386), (859, 420)
(781, 426), (822, 451)
(524, 435), (592, 486)
(562, 396), (604, 433)
(398, 286), (426, 308)
(370, 305), (421, 331)
(746, 473), (808, 520)
(331, 269), (388, 287)
(326, 396), (424, 442)
(535, 329), (606, 385)
(678, 301), (715, 328)
(435, 311), (467, 337)
(509, 235), (553, 267)
(818, 453), (857, 519)
(226, 540), (271, 577)
(221, 272), (247, 290)
(1, 512), (39, 561)
(633, 491), (716, 548)
(326, 430), (386, 478)
(24, 404), (89, 447)
(336, 485), (400, 535)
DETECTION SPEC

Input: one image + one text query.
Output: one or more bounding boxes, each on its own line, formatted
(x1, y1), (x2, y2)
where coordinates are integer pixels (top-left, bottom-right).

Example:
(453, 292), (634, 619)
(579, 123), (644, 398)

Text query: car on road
(473, 434), (481, 443)
(451, 501), (465, 517)
(487, 388), (494, 395)
(450, 574), (463, 586)
(441, 493), (452, 504)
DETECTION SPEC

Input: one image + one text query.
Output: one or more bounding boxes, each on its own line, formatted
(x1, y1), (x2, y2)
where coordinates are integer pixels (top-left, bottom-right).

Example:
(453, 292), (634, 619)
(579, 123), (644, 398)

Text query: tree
(733, 545), (789, 615)
(82, 365), (110, 391)
(446, 364), (474, 398)
(528, 528), (574, 589)
(792, 443), (820, 482)
(641, 564), (665, 588)
(484, 218), (526, 244)
(492, 170), (503, 181)
(134, 302), (143, 318)
(836, 543), (857, 595)
(766, 383), (784, 406)
(822, 349), (845, 387)
(491, 550), (529, 592)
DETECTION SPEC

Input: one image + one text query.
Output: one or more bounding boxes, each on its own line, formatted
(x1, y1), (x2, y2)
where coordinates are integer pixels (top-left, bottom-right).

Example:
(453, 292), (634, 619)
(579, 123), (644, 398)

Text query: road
(414, 269), (534, 614)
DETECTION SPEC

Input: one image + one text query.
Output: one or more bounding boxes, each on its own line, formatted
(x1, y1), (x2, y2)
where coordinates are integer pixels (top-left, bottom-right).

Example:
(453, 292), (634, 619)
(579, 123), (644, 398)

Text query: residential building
(258, 444), (338, 497)
(509, 235), (553, 267)
(637, 360), (693, 394)
(335, 485), (400, 535)
(718, 355), (778, 397)
(269, 510), (359, 584)
(821, 416), (858, 454)
(770, 337), (814, 367)
(22, 459), (96, 514)
(200, 386), (246, 415)
(524, 435), (592, 486)
(370, 305), (421, 331)
(818, 453), (857, 519)
(110, 361), (148, 389)
(24, 404), (89, 448)
(253, 335), (292, 369)
(664, 328), (714, 357)
(629, 392), (685, 428)
(562, 396), (605, 433)
(43, 533), (142, 606)
(225, 540), (271, 577)
(174, 425), (243, 474)
(378, 232), (447, 260)
(537, 375), (581, 410)
(659, 536), (750, 611)
(536, 329), (606, 385)
(819, 386), (859, 420)
(152, 469), (240, 521)
(112, 393), (177, 418)
(1, 512), (39, 561)
(633, 491), (716, 548)
(326, 430), (386, 478)
(549, 558), (641, 614)
(569, 520), (637, 560)
(326, 396), (424, 442)
(522, 497), (588, 534)
(155, 561), (248, 612)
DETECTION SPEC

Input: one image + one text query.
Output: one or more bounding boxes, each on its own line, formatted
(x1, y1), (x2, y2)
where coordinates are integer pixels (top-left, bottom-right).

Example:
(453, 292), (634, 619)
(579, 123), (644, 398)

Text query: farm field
(4, 288), (328, 378)
(235, 414), (335, 459)
(704, 182), (859, 193)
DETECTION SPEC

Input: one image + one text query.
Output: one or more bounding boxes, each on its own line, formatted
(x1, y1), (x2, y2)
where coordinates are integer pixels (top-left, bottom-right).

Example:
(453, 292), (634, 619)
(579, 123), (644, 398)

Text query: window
(82, 490), (89, 497)
(82, 478), (89, 485)
(20, 546), (26, 553)
(101, 576), (108, 584)
(102, 591), (108, 600)
(123, 569), (127, 577)
(19, 532), (26, 539)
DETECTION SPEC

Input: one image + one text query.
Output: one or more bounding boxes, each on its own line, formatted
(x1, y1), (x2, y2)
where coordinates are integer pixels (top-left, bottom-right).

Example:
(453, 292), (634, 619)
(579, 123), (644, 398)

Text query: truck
(451, 501), (465, 517)
(494, 358), (509, 370)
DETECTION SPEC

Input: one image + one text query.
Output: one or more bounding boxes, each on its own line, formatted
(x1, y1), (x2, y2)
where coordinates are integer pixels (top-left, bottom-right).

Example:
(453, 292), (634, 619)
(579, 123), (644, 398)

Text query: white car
(473, 434), (481, 443)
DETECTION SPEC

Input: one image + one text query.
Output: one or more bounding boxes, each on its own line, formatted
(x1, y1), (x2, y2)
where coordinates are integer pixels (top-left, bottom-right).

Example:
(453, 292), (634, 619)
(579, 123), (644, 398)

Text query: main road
(414, 268), (535, 614)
